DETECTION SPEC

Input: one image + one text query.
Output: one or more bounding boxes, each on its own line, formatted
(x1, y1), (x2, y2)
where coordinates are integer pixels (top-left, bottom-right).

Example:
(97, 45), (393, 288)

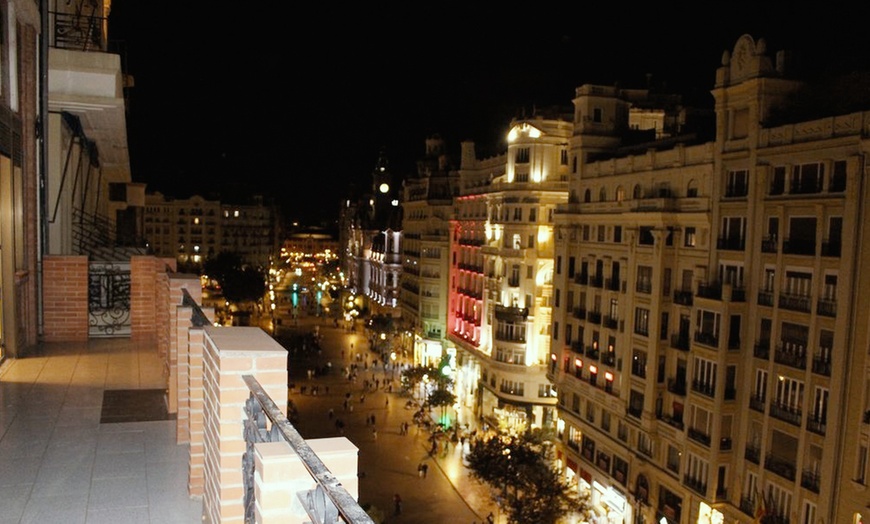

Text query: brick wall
(200, 326), (288, 524)
(41, 255), (88, 341)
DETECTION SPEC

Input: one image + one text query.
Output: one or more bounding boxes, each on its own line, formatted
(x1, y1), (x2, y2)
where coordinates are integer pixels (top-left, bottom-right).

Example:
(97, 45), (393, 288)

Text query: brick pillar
(167, 273), (205, 418)
(41, 255), (88, 341)
(188, 327), (206, 495)
(201, 326), (288, 524)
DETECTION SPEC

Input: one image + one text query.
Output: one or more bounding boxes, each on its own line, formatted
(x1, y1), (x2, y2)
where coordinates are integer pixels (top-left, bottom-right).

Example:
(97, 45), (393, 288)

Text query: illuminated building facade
(551, 34), (870, 524)
(448, 112), (570, 433)
(399, 136), (457, 366)
(143, 193), (279, 272)
(342, 149), (403, 318)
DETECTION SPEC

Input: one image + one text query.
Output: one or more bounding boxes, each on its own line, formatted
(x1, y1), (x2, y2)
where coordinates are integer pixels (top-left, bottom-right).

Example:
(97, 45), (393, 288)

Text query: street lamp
(390, 351), (397, 380)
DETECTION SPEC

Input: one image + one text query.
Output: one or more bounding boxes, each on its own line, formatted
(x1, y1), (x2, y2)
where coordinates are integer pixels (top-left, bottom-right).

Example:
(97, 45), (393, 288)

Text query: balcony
(666, 378), (686, 396)
(575, 272), (589, 285)
(783, 238), (815, 256)
(693, 331), (719, 349)
(807, 415), (827, 436)
(691, 380), (715, 399)
(0, 267), (384, 524)
(801, 469), (821, 493)
(572, 307), (587, 320)
(778, 293), (811, 313)
(754, 340), (770, 360)
(757, 290), (774, 307)
(587, 310), (602, 324)
(673, 290), (693, 306)
(590, 275), (603, 288)
(602, 315), (619, 329)
(812, 356), (832, 376)
(745, 445), (760, 464)
(774, 346), (807, 370)
(716, 237), (745, 251)
(765, 454), (797, 481)
(769, 401), (802, 426)
(749, 395), (766, 413)
(670, 334), (690, 351)
(683, 475), (707, 496)
(696, 282), (722, 300)
(687, 427), (711, 447)
(817, 298), (837, 317)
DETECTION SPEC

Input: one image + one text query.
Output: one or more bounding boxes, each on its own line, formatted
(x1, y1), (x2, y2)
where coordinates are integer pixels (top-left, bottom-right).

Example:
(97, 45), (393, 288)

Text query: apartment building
(399, 136), (457, 366)
(448, 111), (570, 432)
(551, 34), (870, 524)
(143, 192), (279, 272)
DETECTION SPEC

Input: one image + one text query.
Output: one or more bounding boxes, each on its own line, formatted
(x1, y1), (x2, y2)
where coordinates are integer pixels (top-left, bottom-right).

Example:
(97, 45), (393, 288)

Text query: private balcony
(0, 265), (372, 524)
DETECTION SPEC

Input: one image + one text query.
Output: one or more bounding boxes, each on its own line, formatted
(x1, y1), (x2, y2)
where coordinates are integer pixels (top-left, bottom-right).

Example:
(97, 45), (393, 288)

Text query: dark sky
(108, 3), (870, 224)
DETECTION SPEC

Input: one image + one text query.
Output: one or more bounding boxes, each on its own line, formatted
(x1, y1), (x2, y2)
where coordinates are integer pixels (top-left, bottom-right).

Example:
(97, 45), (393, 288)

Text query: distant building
(448, 111), (572, 434)
(399, 135), (457, 366)
(144, 192), (279, 272)
(341, 149), (403, 318)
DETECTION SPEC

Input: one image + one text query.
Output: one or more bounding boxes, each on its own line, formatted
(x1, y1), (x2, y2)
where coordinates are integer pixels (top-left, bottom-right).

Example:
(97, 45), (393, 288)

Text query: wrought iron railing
(242, 375), (374, 524)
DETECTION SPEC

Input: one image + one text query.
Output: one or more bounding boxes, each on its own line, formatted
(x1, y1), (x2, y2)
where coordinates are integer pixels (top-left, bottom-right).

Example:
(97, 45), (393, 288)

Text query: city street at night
(275, 313), (501, 524)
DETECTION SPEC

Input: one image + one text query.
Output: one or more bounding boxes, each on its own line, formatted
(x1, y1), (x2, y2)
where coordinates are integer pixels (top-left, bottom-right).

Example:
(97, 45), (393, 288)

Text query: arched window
(616, 186), (625, 202)
(633, 184), (643, 199)
(584, 189), (591, 203)
(599, 187), (607, 202)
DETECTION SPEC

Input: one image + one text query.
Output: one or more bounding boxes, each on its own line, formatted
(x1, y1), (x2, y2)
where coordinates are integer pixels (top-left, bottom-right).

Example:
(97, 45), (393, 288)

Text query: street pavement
(274, 314), (501, 524)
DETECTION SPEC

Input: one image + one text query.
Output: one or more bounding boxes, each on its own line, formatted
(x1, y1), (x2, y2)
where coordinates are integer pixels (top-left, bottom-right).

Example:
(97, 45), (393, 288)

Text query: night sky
(108, 3), (870, 224)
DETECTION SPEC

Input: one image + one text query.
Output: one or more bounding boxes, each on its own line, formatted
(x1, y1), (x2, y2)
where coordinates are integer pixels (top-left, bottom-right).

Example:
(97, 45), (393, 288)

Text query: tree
(203, 252), (266, 305)
(427, 387), (456, 423)
(466, 432), (590, 524)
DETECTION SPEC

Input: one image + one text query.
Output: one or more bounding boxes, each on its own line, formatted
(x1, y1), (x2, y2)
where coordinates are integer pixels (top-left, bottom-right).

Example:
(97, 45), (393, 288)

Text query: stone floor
(0, 338), (202, 524)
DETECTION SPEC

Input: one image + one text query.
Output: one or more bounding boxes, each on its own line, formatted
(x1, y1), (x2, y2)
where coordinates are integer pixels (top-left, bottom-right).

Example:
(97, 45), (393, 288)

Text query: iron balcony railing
(242, 375), (375, 524)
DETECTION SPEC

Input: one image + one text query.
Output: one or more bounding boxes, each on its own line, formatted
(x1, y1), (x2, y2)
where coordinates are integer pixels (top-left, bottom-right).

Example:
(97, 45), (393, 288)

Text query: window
(685, 452), (709, 492)
(684, 227), (696, 247)
(515, 147), (530, 164)
(593, 107), (602, 122)
(830, 160), (846, 192)
(597, 225), (605, 242)
(568, 256), (575, 278)
(774, 376), (804, 411)
(637, 265), (653, 294)
(613, 225), (622, 243)
(753, 369), (767, 402)
(667, 444), (681, 473)
(634, 308), (650, 336)
(693, 356), (717, 395)
(638, 226), (654, 246)
(770, 166), (786, 195)
(791, 162), (824, 194)
(801, 501), (817, 524)
(857, 444), (868, 484)
(687, 179), (699, 197)
(726, 169), (749, 197)
(720, 216), (746, 250)
(811, 386), (828, 424)
(786, 217), (817, 255)
(528, 207), (536, 222)
(765, 482), (792, 522)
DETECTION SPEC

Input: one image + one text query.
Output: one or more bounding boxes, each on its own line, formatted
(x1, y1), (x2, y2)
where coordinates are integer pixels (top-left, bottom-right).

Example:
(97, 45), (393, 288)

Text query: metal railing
(242, 375), (375, 524)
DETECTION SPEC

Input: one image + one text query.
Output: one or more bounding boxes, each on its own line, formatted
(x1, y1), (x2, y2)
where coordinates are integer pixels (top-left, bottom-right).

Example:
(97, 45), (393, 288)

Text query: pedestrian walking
(393, 493), (402, 515)
(417, 463), (423, 477)
(328, 408), (334, 419)
(372, 426), (378, 441)
(421, 463), (428, 478)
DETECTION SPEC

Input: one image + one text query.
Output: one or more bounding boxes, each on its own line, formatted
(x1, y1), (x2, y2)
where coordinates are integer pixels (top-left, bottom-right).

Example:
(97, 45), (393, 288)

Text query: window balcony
(696, 282), (722, 300)
(667, 378), (686, 396)
(821, 241), (841, 257)
(745, 445), (760, 464)
(683, 475), (707, 496)
(757, 290), (774, 307)
(602, 315), (619, 329)
(817, 298), (837, 317)
(693, 331), (719, 348)
(783, 238), (815, 256)
(812, 355), (832, 376)
(754, 340), (770, 360)
(749, 395), (765, 413)
(670, 334), (690, 351)
(764, 453), (797, 481)
(806, 415), (827, 436)
(587, 310), (602, 324)
(774, 346), (806, 370)
(801, 469), (821, 493)
(761, 236), (778, 253)
(687, 427), (711, 447)
(575, 272), (589, 285)
(590, 275), (603, 288)
(778, 293), (811, 313)
(691, 380), (715, 399)
(673, 289), (693, 305)
(572, 306), (587, 320)
(769, 401), (802, 426)
(716, 237), (746, 251)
